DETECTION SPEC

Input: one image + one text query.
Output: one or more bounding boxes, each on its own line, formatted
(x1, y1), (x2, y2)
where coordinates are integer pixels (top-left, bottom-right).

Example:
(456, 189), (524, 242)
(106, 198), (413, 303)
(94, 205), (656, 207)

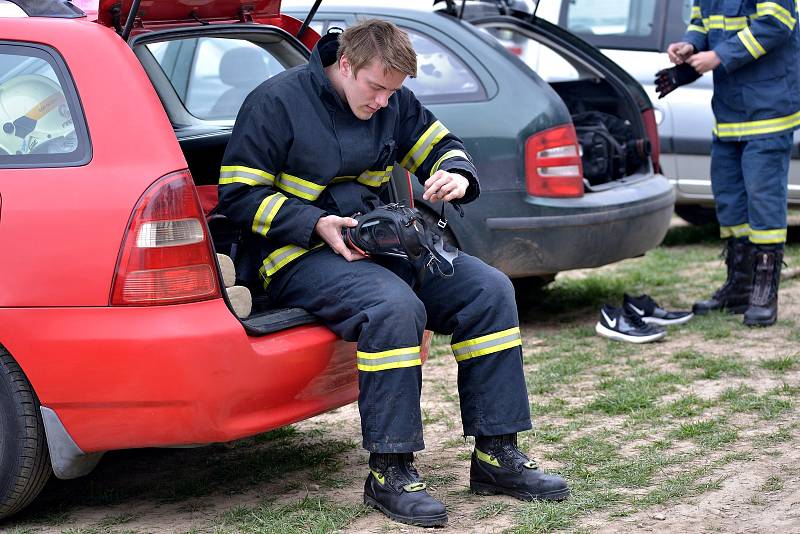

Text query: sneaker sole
(470, 481), (570, 501)
(643, 313), (694, 326)
(595, 322), (666, 344)
(363, 494), (448, 527)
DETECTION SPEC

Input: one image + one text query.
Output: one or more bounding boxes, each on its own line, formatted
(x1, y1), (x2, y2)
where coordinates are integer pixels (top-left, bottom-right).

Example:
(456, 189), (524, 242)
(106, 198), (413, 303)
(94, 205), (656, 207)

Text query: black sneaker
(623, 293), (694, 326)
(595, 304), (666, 343)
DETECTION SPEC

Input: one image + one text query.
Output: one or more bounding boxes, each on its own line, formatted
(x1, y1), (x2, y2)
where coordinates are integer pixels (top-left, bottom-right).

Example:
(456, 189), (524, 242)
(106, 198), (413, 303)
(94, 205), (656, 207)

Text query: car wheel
(0, 349), (51, 521)
(675, 205), (718, 226)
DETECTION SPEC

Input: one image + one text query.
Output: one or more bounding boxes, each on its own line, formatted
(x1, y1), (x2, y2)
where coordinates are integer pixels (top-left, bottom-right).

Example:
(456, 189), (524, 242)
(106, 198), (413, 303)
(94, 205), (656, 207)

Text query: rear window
(0, 43), (90, 168)
(559, 0), (667, 51)
(145, 36), (303, 121)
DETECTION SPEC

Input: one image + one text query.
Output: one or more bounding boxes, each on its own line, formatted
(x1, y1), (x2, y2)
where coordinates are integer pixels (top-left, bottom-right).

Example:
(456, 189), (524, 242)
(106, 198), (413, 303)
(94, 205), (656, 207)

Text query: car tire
(675, 205), (718, 226)
(0, 349), (51, 521)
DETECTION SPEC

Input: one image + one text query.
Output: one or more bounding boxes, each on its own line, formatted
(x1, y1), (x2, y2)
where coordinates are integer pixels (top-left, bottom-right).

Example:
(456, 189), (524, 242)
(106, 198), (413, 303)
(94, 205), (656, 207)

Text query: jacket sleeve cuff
(683, 33), (707, 53)
(296, 206), (328, 248)
(442, 162), (480, 204)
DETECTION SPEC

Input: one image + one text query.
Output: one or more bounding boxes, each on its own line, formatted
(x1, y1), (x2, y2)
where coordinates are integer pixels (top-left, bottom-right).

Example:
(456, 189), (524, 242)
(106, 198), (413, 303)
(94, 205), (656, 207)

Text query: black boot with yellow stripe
(364, 452), (447, 527)
(470, 434), (569, 501)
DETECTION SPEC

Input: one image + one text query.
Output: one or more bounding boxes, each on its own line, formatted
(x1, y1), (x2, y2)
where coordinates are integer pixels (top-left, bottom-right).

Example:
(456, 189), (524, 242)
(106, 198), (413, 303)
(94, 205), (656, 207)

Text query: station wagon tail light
(642, 109), (661, 173)
(525, 124), (584, 198)
(111, 170), (221, 306)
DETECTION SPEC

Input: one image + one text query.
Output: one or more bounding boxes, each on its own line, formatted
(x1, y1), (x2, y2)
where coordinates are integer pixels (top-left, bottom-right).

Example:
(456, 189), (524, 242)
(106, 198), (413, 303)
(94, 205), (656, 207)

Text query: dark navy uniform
(218, 33), (532, 452)
(683, 0), (800, 245)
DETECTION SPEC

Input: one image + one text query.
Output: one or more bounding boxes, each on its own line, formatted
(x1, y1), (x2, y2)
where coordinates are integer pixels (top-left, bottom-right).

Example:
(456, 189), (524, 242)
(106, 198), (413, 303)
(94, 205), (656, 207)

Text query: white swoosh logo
(601, 309), (617, 328)
(629, 303), (645, 316)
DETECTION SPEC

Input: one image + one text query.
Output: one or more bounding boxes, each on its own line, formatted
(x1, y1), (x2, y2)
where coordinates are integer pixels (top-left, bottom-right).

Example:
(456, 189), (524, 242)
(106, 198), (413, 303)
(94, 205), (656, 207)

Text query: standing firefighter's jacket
(683, 0), (800, 140)
(217, 33), (479, 288)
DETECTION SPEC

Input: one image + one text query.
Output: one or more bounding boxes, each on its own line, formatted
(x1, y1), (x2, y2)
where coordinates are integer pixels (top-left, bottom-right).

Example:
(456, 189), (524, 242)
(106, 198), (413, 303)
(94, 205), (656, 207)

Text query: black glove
(654, 63), (702, 99)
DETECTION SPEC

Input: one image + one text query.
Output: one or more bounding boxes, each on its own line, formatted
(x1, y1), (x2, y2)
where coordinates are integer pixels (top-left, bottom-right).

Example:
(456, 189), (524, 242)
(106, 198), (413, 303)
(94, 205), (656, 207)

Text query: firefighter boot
(470, 434), (569, 501)
(744, 248), (784, 327)
(693, 237), (755, 315)
(363, 453), (447, 527)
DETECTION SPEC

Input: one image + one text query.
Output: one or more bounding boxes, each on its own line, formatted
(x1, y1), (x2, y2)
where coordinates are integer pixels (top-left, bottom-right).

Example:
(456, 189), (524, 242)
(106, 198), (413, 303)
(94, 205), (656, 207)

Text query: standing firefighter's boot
(744, 248), (784, 327)
(363, 452), (447, 527)
(470, 434), (569, 501)
(693, 237), (755, 315)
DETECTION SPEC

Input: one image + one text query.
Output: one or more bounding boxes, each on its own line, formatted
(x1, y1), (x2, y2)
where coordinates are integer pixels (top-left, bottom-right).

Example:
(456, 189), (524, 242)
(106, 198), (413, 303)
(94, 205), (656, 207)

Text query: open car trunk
(468, 14), (658, 189)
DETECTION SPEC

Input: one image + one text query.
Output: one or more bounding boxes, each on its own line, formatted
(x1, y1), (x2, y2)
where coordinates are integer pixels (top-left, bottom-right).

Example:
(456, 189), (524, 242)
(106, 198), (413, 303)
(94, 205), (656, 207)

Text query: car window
(560, 0), (665, 51)
(0, 43), (89, 168)
(401, 29), (485, 104)
(481, 26), (580, 82)
(146, 37), (288, 121)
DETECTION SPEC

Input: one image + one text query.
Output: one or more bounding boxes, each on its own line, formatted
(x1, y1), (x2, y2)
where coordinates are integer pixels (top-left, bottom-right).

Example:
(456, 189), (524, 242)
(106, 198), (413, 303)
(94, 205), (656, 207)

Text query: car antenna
(120, 0), (142, 41)
(297, 0), (323, 41)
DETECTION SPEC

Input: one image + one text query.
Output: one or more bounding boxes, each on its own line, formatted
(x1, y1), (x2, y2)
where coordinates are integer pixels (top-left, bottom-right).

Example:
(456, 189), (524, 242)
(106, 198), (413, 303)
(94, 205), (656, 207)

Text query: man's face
(339, 56), (407, 120)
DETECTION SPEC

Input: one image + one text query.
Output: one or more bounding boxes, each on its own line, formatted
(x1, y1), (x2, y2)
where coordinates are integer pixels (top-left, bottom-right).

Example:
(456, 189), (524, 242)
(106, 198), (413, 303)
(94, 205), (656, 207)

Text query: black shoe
(595, 304), (666, 343)
(693, 237), (754, 315)
(364, 453), (447, 527)
(470, 434), (569, 501)
(623, 293), (693, 326)
(744, 248), (783, 327)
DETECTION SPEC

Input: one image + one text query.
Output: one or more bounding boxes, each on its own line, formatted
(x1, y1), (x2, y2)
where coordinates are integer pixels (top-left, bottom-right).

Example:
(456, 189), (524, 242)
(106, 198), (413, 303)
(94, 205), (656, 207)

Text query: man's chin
(353, 107), (377, 120)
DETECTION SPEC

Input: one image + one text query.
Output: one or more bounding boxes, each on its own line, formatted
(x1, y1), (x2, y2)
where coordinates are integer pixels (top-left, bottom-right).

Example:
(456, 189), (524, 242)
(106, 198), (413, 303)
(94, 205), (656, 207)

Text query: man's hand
(667, 41), (694, 64)
(314, 215), (366, 261)
(686, 51), (721, 74)
(422, 170), (469, 203)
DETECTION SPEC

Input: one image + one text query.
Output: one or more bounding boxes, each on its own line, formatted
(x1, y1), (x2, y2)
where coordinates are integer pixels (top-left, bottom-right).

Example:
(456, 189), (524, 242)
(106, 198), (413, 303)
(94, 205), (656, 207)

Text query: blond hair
(337, 19), (417, 78)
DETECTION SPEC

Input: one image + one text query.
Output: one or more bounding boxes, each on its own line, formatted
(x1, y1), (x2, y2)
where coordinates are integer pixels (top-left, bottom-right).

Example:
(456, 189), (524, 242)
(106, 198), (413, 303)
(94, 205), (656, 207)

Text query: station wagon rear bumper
(0, 300), (358, 466)
(483, 174), (675, 276)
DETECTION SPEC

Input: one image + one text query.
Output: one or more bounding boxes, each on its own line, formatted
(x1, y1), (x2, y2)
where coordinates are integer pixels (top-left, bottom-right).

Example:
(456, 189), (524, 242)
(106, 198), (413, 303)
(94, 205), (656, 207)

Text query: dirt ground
(5, 247), (800, 534)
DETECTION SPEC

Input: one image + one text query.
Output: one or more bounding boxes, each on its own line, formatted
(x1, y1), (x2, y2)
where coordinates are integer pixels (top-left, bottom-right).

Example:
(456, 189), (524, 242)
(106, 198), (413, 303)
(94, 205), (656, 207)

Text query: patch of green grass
(526, 351), (595, 394)
(760, 475), (784, 492)
(219, 496), (368, 534)
(589, 373), (686, 415)
(671, 419), (738, 449)
(719, 385), (793, 419)
(473, 502), (511, 520)
(596, 451), (683, 488)
(98, 512), (137, 527)
(760, 355), (798, 373)
(62, 529), (100, 534)
(672, 349), (749, 379)
(682, 312), (737, 340)
(423, 472), (458, 490)
(528, 423), (569, 444)
(753, 426), (793, 447)
(547, 435), (620, 472)
(665, 393), (715, 418)
(511, 486), (622, 534)
(634, 466), (721, 506)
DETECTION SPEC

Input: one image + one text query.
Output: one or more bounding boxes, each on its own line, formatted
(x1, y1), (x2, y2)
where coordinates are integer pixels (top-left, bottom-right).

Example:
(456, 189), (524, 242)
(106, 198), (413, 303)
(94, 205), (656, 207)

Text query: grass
(5, 223), (798, 534)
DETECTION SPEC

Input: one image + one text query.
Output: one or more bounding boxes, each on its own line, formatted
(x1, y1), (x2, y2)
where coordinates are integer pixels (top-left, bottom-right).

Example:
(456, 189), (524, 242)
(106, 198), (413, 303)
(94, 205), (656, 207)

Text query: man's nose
(376, 91), (390, 108)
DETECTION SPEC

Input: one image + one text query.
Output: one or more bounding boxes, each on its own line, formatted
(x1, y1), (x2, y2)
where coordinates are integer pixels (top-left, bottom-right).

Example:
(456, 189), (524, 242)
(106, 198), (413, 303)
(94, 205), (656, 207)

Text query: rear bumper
(0, 300), (358, 454)
(482, 174), (675, 276)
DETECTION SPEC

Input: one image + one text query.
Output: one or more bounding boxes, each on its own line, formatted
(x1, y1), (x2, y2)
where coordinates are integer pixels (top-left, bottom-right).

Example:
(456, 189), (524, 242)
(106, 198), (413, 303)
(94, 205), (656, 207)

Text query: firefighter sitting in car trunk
(217, 19), (569, 527)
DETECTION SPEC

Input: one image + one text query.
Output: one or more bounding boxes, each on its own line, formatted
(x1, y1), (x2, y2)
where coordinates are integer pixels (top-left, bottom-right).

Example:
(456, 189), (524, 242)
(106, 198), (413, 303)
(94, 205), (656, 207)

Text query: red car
(0, 0), (419, 520)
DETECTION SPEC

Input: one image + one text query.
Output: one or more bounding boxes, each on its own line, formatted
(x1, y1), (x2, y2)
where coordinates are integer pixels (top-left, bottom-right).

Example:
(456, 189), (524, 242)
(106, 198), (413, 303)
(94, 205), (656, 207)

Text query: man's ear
(339, 55), (352, 78)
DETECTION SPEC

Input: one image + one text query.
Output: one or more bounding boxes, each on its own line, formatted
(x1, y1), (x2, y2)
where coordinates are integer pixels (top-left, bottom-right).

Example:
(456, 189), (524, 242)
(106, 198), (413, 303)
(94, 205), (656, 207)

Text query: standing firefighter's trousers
(267, 248), (532, 453)
(711, 133), (792, 246)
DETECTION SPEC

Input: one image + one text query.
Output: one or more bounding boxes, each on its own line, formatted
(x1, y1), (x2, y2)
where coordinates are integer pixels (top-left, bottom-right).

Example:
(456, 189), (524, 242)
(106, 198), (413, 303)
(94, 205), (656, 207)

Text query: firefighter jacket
(217, 33), (479, 288)
(683, 0), (800, 140)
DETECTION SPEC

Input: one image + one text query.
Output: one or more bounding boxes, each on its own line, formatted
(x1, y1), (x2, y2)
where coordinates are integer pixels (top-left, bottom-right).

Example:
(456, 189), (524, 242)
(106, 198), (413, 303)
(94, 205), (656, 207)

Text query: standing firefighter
(662, 0), (799, 326)
(217, 20), (568, 527)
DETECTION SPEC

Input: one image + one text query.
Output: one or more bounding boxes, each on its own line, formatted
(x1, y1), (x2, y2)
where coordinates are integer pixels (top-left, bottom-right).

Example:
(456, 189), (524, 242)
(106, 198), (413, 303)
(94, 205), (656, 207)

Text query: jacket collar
(309, 32), (348, 110)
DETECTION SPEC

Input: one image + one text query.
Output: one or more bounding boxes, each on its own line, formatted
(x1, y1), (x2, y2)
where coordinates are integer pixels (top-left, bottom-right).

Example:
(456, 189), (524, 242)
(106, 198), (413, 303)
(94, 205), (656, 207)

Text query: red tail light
(111, 170), (221, 306)
(642, 109), (661, 173)
(525, 124), (584, 198)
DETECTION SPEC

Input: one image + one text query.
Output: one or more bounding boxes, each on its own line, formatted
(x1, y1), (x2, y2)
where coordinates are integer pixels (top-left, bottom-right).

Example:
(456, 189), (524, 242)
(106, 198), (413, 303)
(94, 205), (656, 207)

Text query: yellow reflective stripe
(356, 166), (393, 187)
(688, 23), (709, 33)
(713, 110), (800, 137)
(356, 346), (422, 372)
(750, 228), (787, 243)
(219, 165), (275, 187)
(251, 193), (287, 237)
(475, 448), (500, 467)
(720, 223), (751, 238)
(276, 172), (326, 201)
(756, 2), (796, 29)
(430, 149), (469, 174)
(738, 27), (767, 58)
(704, 15), (747, 30)
(258, 243), (323, 287)
(451, 327), (522, 362)
(692, 5), (702, 18)
(400, 120), (450, 173)
(370, 469), (385, 485)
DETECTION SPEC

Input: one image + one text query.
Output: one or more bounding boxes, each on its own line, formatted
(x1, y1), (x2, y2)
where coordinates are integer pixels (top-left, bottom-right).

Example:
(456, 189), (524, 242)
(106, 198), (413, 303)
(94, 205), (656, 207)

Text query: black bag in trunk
(572, 111), (650, 185)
